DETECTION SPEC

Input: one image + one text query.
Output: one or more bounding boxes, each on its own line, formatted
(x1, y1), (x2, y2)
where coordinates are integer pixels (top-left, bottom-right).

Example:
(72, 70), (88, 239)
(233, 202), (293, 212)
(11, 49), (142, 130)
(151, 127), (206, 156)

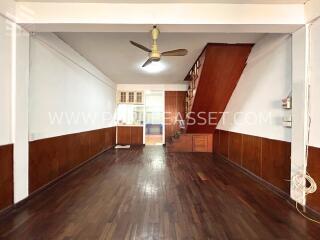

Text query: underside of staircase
(186, 43), (254, 133)
(166, 43), (254, 152)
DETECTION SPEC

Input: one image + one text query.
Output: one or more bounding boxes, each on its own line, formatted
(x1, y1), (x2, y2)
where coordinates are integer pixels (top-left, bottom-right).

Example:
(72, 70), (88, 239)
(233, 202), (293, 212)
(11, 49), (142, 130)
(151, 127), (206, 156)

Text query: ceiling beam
(15, 3), (305, 33)
(305, 0), (320, 23)
(0, 0), (16, 21)
(23, 23), (303, 33)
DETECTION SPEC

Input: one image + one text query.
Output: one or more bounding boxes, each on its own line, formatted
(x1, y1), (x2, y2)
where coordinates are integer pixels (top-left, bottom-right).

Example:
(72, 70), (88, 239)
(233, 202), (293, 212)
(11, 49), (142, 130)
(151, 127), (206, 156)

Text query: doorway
(144, 91), (164, 145)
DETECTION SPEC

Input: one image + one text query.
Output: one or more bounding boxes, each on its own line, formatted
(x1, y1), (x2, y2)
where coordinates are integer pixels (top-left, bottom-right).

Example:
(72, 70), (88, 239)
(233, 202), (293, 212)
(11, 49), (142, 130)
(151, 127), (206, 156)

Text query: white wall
(217, 34), (292, 142)
(310, 19), (320, 148)
(0, 15), (13, 146)
(29, 33), (116, 141)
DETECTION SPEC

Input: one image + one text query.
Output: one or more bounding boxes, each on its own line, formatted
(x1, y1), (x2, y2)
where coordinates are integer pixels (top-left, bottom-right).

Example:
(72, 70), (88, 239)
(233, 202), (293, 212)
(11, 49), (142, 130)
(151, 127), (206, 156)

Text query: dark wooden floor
(0, 146), (319, 239)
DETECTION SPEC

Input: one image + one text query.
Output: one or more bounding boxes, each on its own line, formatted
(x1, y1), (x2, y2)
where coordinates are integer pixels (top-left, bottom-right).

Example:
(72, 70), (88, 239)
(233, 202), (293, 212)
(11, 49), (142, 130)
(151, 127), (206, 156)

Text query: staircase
(185, 43), (253, 133)
(166, 43), (253, 152)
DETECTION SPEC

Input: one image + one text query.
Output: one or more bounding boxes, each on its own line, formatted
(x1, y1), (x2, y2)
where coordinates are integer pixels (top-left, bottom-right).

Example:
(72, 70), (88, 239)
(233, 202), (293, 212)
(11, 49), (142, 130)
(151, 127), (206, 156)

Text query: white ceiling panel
(56, 32), (266, 84)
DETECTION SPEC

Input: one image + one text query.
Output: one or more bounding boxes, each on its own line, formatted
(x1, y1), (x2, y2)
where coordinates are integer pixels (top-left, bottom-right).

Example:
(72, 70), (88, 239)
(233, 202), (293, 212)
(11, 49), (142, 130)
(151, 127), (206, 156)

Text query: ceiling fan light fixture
(141, 61), (166, 74)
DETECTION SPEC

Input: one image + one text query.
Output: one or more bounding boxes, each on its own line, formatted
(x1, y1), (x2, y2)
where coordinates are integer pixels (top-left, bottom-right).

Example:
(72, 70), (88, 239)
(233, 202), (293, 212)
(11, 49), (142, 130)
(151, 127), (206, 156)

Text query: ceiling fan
(130, 25), (188, 67)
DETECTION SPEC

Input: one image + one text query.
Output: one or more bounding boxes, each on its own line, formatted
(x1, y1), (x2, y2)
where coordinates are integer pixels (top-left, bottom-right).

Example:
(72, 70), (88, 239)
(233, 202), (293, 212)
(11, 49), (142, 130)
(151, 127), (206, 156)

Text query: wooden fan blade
(142, 58), (153, 67)
(130, 41), (151, 52)
(161, 49), (188, 56)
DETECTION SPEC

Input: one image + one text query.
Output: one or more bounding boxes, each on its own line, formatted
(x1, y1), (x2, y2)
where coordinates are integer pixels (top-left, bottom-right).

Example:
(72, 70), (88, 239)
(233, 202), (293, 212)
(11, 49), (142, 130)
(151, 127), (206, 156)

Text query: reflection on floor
(0, 146), (319, 239)
(145, 134), (163, 145)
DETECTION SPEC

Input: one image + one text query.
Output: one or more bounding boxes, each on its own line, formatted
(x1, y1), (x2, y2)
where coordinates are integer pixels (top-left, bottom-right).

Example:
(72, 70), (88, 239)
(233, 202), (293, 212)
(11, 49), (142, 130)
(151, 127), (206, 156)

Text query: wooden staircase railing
(185, 50), (206, 115)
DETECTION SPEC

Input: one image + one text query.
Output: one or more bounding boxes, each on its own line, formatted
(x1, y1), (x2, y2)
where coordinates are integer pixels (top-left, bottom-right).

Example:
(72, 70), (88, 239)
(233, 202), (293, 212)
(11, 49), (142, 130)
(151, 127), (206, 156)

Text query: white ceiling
(56, 32), (265, 84)
(16, 0), (308, 3)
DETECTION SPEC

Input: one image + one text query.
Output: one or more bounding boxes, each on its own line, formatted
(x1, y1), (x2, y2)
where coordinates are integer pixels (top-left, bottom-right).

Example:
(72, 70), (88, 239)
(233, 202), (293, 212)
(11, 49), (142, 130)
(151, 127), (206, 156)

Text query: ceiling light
(141, 61), (166, 74)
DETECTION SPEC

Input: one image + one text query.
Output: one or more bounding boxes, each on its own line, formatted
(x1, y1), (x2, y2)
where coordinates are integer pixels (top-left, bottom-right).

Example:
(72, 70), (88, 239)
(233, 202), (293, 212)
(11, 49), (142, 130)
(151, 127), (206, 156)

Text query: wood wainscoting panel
(29, 137), (62, 193)
(215, 130), (292, 197)
(29, 127), (116, 194)
(64, 131), (91, 173)
(219, 130), (229, 158)
(307, 146), (320, 213)
(107, 127), (117, 147)
(242, 134), (262, 177)
(228, 132), (243, 165)
(0, 144), (13, 211)
(261, 138), (291, 194)
(89, 130), (104, 157)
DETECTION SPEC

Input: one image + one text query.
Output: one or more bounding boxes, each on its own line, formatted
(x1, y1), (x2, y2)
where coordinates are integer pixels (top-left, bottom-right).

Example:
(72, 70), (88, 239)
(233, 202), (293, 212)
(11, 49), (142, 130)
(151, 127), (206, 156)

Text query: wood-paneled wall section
(165, 91), (186, 141)
(214, 129), (291, 194)
(117, 126), (143, 145)
(29, 127), (116, 194)
(307, 146), (320, 213)
(0, 144), (14, 211)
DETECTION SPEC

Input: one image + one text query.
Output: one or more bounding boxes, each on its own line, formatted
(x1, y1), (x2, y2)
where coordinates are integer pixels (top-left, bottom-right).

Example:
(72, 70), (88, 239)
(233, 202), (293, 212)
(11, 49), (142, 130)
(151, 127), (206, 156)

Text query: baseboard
(0, 145), (115, 220)
(214, 153), (320, 220)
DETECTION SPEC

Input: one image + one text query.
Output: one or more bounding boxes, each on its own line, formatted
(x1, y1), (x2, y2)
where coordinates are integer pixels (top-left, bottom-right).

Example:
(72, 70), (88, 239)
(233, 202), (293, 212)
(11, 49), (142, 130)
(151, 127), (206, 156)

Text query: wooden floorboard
(0, 146), (319, 239)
